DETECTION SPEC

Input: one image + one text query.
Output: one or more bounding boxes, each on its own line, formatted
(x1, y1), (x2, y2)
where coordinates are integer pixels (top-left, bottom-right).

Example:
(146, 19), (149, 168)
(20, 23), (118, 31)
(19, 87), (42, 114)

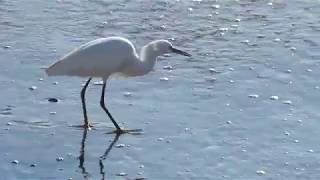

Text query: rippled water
(1, 0), (320, 179)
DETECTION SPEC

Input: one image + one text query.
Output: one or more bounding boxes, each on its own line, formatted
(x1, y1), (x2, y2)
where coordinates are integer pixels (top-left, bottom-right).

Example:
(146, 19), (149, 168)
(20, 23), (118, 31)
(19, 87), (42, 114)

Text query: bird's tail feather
(46, 60), (65, 76)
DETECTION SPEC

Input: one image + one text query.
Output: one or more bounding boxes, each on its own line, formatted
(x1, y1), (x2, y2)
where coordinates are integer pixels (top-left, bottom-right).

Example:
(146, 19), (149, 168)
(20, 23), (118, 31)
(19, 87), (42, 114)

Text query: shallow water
(1, 0), (320, 179)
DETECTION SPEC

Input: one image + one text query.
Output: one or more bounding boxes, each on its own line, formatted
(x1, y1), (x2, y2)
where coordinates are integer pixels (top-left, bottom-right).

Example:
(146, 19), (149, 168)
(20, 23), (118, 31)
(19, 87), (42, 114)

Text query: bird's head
(151, 40), (191, 57)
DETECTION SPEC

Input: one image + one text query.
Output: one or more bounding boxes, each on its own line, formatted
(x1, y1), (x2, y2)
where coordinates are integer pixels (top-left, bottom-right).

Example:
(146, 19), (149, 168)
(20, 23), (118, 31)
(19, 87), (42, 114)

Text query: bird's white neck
(140, 44), (160, 71)
(120, 42), (163, 77)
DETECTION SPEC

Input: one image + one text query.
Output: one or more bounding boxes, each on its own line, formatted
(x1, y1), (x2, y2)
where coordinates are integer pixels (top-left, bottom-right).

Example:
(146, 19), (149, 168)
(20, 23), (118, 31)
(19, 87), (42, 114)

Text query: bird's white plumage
(46, 37), (138, 78)
(46, 36), (190, 79)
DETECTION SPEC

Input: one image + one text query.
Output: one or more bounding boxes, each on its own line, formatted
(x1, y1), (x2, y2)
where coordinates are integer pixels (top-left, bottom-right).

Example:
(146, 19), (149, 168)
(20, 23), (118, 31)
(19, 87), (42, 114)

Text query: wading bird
(46, 37), (191, 134)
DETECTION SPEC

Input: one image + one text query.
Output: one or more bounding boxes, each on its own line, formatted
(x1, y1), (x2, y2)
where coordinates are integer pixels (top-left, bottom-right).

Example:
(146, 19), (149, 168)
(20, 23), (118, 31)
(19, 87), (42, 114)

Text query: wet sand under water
(1, 0), (320, 179)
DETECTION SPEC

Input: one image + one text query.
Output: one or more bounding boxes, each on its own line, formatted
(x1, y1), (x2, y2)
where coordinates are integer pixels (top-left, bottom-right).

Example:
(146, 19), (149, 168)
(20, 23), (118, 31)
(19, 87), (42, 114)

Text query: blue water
(1, 0), (320, 179)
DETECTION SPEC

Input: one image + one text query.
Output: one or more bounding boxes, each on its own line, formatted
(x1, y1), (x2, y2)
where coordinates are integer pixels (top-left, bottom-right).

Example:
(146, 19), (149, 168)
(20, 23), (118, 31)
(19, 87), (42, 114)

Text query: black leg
(81, 77), (92, 128)
(100, 79), (122, 132)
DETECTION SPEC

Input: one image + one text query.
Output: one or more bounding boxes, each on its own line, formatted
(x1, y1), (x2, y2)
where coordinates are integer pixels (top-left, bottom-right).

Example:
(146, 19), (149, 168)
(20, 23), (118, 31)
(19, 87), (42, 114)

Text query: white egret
(46, 36), (191, 134)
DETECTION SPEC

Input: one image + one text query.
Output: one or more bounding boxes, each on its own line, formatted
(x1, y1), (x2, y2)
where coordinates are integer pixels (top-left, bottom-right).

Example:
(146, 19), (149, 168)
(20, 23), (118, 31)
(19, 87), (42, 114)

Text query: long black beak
(171, 47), (191, 57)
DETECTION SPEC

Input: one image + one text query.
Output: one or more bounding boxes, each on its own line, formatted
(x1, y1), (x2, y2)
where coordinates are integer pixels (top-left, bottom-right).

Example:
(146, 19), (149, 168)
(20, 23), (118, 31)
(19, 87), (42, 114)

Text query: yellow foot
(107, 128), (143, 135)
(71, 123), (94, 130)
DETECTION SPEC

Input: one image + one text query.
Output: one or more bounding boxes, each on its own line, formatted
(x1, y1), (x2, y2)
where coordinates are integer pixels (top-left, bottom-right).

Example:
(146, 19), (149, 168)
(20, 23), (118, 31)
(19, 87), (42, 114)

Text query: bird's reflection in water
(99, 133), (120, 180)
(78, 128), (121, 180)
(78, 128), (90, 179)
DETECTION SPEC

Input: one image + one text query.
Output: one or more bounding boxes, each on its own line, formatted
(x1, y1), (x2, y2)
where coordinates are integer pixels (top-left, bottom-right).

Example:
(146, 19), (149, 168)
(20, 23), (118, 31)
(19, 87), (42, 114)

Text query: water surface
(1, 0), (320, 179)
